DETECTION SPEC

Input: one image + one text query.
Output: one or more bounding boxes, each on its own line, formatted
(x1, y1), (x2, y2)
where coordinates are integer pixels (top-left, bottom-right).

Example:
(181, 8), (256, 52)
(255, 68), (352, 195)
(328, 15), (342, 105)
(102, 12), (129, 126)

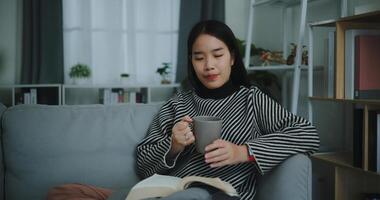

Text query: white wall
(353, 0), (380, 15)
(226, 0), (284, 51)
(225, 0), (250, 40)
(0, 0), (22, 85)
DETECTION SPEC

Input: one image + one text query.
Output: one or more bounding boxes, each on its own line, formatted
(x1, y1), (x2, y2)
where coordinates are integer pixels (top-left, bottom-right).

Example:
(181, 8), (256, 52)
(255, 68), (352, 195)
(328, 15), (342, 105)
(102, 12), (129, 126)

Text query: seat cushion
(2, 103), (161, 200)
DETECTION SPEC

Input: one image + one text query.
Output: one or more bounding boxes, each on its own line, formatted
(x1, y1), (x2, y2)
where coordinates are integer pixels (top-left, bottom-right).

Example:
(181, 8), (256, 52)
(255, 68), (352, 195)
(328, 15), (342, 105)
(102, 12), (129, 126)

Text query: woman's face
(191, 34), (234, 89)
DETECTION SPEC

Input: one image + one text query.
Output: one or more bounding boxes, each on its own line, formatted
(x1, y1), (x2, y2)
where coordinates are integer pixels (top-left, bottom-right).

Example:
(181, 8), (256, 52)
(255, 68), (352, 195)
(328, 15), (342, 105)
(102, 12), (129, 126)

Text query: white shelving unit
(62, 84), (180, 105)
(0, 84), (62, 106)
(244, 0), (309, 114)
(0, 84), (180, 106)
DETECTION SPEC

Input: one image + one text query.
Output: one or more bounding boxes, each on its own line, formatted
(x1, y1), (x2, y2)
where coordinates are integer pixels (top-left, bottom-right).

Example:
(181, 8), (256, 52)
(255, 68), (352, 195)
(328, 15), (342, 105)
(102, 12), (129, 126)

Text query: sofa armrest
(254, 154), (312, 200)
(0, 103), (7, 200)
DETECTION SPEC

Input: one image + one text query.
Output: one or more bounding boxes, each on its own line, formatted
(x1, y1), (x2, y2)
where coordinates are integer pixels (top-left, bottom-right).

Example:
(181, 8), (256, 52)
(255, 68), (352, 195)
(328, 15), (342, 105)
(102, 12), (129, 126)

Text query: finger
(184, 131), (195, 143)
(205, 152), (229, 164)
(205, 147), (227, 160)
(176, 121), (189, 130)
(181, 115), (193, 123)
(184, 127), (192, 135)
(184, 130), (194, 138)
(205, 140), (225, 152)
(186, 135), (196, 145)
(210, 159), (230, 168)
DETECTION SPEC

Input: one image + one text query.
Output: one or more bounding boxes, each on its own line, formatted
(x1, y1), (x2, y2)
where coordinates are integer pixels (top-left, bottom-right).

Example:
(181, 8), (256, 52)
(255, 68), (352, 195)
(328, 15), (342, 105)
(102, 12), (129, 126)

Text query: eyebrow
(192, 47), (224, 55)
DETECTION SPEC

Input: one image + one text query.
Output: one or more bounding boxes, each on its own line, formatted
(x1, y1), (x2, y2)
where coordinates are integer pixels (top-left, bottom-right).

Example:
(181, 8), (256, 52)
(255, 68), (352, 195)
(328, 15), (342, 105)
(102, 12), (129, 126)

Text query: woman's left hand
(204, 139), (248, 168)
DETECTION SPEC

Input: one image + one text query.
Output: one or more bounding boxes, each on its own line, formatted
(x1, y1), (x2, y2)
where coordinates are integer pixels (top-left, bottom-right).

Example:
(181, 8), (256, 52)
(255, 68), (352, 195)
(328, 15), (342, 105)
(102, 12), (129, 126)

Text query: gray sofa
(0, 104), (312, 200)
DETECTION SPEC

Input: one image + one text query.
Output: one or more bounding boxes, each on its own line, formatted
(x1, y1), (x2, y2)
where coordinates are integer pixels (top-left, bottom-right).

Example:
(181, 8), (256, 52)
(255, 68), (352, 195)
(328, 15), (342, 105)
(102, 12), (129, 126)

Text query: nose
(205, 57), (215, 71)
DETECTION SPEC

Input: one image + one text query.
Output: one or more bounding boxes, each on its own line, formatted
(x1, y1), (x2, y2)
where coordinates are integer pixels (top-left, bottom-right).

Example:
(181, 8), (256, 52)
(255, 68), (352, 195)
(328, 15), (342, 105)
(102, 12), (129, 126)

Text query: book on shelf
(100, 89), (146, 104)
(325, 31), (336, 98)
(100, 89), (111, 105)
(110, 88), (122, 104)
(125, 174), (238, 200)
(368, 110), (380, 173)
(21, 89), (37, 105)
(354, 35), (380, 99)
(353, 108), (364, 168)
(344, 29), (380, 99)
(377, 113), (380, 173)
(129, 92), (136, 103)
(30, 89), (37, 104)
(353, 108), (380, 172)
(23, 93), (31, 104)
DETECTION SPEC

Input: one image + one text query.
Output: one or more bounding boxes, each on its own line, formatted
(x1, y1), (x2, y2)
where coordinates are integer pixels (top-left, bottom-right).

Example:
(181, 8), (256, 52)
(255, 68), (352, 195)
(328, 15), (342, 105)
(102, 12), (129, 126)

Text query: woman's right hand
(169, 115), (195, 156)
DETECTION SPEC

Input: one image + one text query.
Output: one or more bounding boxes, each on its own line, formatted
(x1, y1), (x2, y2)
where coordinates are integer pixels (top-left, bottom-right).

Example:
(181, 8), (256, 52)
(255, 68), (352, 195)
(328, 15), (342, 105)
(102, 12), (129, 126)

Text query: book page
(125, 174), (182, 200)
(180, 176), (238, 197)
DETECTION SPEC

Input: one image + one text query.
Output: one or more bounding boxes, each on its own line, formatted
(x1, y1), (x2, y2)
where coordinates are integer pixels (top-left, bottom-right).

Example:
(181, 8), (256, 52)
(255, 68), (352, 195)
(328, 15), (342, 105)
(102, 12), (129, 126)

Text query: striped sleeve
(136, 98), (179, 178)
(246, 88), (320, 175)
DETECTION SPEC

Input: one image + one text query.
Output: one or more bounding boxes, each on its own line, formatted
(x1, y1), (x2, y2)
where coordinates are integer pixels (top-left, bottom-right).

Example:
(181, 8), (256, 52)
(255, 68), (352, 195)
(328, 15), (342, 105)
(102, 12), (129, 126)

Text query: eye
(214, 54), (223, 58)
(193, 57), (204, 61)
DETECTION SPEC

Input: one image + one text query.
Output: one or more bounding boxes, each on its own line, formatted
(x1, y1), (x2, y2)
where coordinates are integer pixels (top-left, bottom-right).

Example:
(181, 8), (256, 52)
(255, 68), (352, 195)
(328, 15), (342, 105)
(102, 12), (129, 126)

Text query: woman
(135, 20), (319, 200)
(47, 20), (319, 200)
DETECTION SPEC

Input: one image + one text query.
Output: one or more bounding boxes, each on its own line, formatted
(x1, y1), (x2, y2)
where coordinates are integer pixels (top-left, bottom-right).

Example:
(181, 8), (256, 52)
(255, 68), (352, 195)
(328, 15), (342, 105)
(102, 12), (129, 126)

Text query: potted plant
(120, 73), (130, 85)
(156, 62), (172, 84)
(69, 63), (91, 84)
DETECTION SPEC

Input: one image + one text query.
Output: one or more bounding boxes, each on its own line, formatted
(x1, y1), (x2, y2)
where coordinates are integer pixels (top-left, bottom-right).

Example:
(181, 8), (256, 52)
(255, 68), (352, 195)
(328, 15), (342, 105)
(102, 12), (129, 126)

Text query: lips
(205, 74), (218, 81)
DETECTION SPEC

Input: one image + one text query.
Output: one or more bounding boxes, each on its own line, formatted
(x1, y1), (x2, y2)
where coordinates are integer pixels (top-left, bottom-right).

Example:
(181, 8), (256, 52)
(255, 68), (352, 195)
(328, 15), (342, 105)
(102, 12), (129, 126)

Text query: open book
(125, 174), (238, 200)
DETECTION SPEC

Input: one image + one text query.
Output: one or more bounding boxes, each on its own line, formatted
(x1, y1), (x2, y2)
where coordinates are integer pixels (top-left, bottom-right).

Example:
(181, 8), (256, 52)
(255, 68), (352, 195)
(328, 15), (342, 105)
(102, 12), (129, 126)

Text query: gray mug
(193, 116), (223, 153)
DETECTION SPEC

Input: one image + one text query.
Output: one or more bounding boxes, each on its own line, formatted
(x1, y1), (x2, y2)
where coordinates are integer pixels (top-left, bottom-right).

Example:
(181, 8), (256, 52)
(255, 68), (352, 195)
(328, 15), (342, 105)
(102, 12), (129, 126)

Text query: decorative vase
(160, 74), (171, 84)
(120, 78), (129, 85)
(72, 77), (89, 85)
(161, 79), (171, 84)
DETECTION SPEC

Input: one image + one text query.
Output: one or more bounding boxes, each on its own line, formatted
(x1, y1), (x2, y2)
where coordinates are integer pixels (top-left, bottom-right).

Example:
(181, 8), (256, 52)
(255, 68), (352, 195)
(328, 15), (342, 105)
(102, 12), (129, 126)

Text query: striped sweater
(136, 86), (319, 199)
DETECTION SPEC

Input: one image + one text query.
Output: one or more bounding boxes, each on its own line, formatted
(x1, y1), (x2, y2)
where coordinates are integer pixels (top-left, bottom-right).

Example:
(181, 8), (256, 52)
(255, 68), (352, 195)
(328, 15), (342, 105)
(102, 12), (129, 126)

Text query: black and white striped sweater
(136, 86), (319, 199)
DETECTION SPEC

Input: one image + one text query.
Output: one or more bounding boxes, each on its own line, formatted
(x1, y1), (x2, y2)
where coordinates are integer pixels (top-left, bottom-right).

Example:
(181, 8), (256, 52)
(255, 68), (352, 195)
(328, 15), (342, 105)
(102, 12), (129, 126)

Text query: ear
(230, 52), (235, 67)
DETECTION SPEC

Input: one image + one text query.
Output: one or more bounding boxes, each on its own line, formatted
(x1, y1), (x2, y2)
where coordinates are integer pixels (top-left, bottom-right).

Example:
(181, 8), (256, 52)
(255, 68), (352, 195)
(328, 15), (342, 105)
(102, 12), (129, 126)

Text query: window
(63, 0), (180, 84)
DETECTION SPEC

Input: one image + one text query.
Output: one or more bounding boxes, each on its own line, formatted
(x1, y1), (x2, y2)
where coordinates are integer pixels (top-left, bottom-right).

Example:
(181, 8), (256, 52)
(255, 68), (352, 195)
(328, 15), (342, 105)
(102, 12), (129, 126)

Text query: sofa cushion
(2, 104), (161, 200)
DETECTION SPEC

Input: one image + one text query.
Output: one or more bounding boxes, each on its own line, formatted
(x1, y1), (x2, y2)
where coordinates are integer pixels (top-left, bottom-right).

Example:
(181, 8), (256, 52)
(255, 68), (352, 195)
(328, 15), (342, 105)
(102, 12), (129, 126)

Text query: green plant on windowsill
(120, 73), (130, 78)
(156, 62), (172, 84)
(69, 63), (91, 78)
(120, 73), (130, 85)
(69, 63), (91, 84)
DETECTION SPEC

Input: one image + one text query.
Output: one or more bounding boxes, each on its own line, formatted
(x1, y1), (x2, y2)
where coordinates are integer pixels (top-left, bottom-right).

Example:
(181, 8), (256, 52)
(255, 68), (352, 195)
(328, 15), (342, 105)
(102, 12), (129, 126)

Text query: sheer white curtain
(63, 0), (180, 84)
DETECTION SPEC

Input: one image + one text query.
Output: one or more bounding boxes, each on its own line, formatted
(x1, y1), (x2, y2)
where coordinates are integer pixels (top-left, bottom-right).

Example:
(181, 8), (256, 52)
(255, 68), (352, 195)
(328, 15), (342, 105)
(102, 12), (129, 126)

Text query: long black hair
(187, 20), (251, 90)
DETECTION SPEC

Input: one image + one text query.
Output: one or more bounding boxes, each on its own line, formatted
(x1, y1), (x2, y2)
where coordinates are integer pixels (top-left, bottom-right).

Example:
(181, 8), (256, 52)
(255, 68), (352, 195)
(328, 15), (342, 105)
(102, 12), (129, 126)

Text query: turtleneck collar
(194, 79), (240, 100)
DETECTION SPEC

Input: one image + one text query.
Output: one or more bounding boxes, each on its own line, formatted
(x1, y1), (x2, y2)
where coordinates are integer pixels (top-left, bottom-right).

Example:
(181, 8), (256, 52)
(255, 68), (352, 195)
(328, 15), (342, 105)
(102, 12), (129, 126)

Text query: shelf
(308, 8), (380, 200)
(0, 84), (180, 106)
(310, 96), (380, 105)
(308, 19), (337, 27)
(253, 0), (318, 7)
(62, 83), (180, 89)
(309, 11), (380, 99)
(312, 152), (380, 177)
(309, 10), (380, 28)
(0, 84), (61, 88)
(62, 84), (180, 105)
(247, 65), (323, 71)
(338, 10), (380, 23)
(247, 65), (295, 71)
